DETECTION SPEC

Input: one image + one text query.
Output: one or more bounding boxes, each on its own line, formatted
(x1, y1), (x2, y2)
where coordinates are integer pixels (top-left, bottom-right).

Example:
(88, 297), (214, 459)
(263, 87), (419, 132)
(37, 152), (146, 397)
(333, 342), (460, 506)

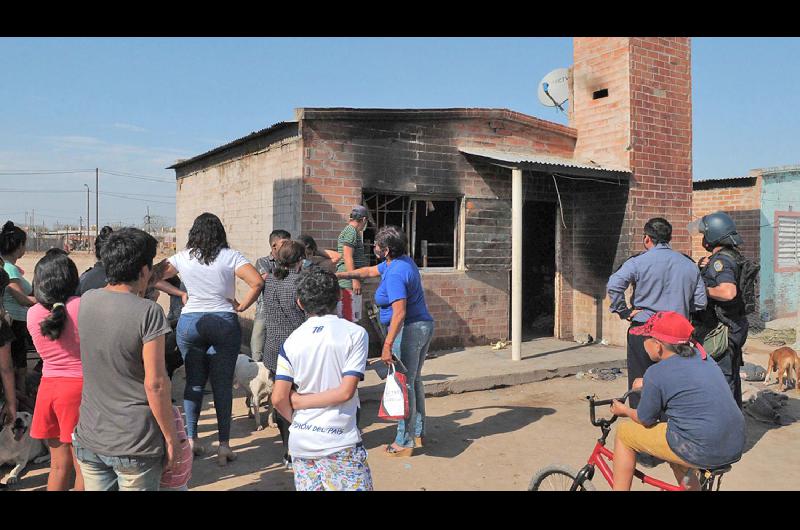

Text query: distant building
(170, 38), (694, 353)
(693, 166), (800, 321)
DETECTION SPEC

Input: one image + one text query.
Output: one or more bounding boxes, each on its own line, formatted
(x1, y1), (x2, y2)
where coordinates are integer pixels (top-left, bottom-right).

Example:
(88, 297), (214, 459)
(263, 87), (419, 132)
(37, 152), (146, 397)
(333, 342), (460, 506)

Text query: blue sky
(1, 37), (798, 227)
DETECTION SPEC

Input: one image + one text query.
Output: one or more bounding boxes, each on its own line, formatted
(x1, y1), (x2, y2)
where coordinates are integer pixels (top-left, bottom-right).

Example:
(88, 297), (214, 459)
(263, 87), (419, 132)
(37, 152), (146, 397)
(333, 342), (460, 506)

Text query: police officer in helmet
(689, 211), (749, 408)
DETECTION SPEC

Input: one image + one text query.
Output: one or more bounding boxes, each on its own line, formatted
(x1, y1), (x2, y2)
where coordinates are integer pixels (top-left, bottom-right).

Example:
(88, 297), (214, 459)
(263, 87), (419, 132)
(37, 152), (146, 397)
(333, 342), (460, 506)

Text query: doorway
(522, 201), (557, 340)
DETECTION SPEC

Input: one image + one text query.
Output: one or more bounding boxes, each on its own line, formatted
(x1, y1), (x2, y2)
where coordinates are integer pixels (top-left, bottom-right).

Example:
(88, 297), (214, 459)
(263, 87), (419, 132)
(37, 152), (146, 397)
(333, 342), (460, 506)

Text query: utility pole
(95, 168), (99, 240)
(31, 209), (36, 251)
(84, 184), (90, 252)
(145, 206), (151, 234)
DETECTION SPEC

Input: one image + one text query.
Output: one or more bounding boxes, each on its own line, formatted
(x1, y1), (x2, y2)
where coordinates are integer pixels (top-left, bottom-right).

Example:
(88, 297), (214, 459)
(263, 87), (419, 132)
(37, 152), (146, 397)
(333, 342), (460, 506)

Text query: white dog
(233, 354), (275, 431)
(0, 411), (50, 486)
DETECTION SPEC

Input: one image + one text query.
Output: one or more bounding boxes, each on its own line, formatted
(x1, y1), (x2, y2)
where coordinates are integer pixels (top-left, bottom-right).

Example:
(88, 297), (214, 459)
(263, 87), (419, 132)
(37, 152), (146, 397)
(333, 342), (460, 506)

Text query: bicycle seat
(697, 464), (732, 476)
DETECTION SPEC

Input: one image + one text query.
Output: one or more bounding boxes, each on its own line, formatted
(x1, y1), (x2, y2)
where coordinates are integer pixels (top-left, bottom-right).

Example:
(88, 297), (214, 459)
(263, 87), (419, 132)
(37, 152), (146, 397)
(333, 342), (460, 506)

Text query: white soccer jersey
(276, 314), (368, 458)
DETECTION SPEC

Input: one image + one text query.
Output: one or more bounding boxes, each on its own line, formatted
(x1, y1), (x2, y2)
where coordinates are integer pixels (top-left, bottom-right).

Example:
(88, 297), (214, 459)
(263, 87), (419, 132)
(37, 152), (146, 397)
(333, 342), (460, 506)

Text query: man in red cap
(609, 311), (745, 491)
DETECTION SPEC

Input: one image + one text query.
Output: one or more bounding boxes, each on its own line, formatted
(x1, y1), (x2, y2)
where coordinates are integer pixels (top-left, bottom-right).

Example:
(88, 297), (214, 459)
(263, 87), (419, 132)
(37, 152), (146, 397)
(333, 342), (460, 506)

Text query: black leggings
(274, 410), (291, 460)
(626, 323), (653, 409)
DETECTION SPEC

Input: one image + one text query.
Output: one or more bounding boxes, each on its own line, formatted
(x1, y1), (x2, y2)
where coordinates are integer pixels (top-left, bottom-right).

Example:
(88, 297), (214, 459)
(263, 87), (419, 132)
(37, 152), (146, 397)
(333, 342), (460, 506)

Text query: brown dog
(764, 347), (799, 391)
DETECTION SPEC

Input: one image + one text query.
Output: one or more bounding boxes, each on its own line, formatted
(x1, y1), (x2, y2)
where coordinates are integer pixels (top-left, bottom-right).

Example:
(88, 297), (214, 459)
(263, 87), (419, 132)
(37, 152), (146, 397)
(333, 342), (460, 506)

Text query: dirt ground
(8, 251), (799, 491)
(8, 352), (800, 491)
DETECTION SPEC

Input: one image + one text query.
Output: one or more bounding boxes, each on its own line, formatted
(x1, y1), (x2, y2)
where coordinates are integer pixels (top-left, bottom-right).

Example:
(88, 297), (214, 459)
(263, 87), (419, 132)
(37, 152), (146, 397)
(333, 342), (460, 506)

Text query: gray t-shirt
(75, 288), (172, 458)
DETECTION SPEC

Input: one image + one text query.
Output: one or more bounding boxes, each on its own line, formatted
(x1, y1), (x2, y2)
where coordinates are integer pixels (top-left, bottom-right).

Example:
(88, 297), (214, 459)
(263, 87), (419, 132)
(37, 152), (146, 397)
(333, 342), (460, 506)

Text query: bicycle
(528, 390), (734, 491)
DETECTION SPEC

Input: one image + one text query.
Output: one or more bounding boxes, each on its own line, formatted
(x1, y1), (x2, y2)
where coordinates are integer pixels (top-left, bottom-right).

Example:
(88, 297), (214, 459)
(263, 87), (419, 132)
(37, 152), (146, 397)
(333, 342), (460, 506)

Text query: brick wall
(571, 37), (693, 345)
(691, 177), (761, 263)
(628, 37), (694, 255)
(174, 133), (302, 336)
(297, 109), (576, 350)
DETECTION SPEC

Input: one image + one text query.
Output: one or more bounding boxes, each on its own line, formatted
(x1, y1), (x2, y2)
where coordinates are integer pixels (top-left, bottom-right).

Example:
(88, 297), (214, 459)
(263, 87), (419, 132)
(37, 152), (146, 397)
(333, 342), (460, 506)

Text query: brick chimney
(571, 37), (693, 254)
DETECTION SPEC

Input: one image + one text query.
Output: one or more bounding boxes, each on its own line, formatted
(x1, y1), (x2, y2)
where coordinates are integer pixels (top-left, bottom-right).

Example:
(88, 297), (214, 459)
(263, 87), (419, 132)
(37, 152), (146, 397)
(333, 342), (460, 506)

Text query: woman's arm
(382, 298), (407, 363)
(0, 344), (16, 425)
(155, 280), (188, 305)
(321, 249), (340, 262)
(234, 263), (265, 312)
(290, 376), (360, 410)
(6, 281), (35, 307)
(336, 265), (380, 281)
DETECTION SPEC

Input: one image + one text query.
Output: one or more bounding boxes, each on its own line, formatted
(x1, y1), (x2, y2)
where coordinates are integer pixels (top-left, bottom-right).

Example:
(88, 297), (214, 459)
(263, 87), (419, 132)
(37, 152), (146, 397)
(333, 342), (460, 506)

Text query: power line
(0, 169), (95, 175)
(99, 191), (174, 205)
(0, 189), (84, 193)
(101, 169), (174, 184)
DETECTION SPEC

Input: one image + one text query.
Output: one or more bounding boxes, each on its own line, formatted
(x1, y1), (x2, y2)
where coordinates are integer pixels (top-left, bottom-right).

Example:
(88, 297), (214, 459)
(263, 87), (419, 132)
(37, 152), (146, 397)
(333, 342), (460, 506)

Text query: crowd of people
(605, 214), (751, 490)
(0, 208), (757, 492)
(0, 204), (436, 491)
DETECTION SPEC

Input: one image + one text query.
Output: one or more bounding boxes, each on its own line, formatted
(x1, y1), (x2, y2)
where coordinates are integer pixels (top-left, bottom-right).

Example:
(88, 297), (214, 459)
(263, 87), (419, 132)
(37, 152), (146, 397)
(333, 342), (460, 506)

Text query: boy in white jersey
(272, 269), (373, 491)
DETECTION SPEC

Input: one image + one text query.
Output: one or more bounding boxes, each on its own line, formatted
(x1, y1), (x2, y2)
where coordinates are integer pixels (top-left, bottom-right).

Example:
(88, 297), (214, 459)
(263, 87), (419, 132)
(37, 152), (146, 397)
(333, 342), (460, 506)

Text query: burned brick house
(170, 37), (694, 356)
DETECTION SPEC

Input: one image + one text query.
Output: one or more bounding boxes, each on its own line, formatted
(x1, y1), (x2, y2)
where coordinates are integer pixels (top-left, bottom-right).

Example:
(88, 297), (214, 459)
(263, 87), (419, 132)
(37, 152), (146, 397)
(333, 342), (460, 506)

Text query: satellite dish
(538, 68), (570, 111)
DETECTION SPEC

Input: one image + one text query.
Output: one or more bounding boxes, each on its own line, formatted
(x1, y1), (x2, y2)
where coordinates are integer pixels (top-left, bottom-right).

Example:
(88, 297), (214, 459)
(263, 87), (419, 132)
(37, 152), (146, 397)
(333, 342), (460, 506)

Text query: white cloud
(113, 122), (148, 133)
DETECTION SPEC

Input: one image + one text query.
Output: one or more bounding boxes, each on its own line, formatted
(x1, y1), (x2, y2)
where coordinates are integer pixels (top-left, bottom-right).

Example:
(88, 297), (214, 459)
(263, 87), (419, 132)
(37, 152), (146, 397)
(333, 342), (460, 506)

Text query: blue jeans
(391, 320), (434, 448)
(74, 441), (162, 491)
(176, 312), (242, 442)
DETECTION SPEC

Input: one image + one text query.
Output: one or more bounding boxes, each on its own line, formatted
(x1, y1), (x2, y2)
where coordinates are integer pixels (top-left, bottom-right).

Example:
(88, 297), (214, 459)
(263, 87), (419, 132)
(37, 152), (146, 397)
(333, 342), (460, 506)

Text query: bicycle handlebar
(588, 389), (641, 427)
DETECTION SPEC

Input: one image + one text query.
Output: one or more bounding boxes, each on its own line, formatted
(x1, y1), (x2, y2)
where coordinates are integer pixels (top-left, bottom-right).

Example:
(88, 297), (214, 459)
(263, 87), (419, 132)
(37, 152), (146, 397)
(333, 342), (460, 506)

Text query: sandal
(385, 444), (413, 457)
(415, 437), (424, 448)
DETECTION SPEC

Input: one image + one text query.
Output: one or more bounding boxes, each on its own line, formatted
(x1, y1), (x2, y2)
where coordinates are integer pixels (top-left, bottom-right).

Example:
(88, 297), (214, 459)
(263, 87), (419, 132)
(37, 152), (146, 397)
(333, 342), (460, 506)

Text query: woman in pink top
(27, 249), (84, 491)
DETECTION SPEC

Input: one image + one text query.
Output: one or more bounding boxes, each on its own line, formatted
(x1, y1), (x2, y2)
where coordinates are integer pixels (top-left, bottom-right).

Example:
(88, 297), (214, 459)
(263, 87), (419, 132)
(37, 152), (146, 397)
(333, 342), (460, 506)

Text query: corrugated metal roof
(693, 175), (754, 183)
(458, 147), (630, 175)
(758, 164), (800, 175)
(167, 121), (296, 170)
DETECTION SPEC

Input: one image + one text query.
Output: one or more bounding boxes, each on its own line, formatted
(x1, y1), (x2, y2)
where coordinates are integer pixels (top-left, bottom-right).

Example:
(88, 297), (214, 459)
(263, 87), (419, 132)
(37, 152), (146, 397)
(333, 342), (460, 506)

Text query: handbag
(699, 322), (729, 362)
(160, 406), (193, 490)
(378, 364), (410, 421)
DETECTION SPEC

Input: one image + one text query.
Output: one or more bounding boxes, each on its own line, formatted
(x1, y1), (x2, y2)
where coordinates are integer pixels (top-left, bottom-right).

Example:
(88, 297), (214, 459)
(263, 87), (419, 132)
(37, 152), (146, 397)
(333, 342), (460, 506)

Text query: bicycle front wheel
(528, 464), (596, 491)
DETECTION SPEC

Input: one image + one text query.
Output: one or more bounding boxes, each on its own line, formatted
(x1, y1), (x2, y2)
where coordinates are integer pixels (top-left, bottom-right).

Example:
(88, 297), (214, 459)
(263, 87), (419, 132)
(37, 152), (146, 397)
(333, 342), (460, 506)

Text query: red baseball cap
(630, 311), (695, 344)
(630, 311), (708, 360)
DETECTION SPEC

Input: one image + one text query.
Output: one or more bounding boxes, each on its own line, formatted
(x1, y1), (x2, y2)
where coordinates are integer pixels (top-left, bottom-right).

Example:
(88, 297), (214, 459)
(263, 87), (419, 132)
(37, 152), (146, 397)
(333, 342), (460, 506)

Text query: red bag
(378, 364), (409, 420)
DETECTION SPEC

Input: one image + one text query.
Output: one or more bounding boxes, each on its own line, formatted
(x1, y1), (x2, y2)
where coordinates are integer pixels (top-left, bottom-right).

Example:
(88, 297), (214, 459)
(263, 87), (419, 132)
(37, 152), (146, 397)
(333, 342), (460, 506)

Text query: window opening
(363, 192), (458, 268)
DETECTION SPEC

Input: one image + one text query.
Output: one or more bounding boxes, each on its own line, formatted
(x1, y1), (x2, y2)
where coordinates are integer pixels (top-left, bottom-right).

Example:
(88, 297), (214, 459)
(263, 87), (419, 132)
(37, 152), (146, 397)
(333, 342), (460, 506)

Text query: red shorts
(31, 377), (82, 444)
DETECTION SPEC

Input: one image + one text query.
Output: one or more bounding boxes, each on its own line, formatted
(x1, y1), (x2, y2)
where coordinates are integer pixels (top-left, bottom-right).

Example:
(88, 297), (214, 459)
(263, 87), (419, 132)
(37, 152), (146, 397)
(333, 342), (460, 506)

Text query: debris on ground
(750, 328), (796, 347)
(742, 383), (795, 426)
(576, 367), (624, 381)
(575, 334), (594, 345)
(491, 339), (510, 350)
(741, 362), (767, 382)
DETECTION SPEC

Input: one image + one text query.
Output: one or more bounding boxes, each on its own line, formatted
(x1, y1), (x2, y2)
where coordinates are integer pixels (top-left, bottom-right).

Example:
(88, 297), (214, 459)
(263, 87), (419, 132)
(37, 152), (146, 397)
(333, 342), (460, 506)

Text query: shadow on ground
(360, 400), (556, 459)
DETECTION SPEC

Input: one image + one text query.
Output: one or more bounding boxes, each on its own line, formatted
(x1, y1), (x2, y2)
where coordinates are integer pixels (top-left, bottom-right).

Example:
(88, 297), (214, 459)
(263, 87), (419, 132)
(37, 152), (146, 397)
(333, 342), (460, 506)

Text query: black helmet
(688, 211), (743, 249)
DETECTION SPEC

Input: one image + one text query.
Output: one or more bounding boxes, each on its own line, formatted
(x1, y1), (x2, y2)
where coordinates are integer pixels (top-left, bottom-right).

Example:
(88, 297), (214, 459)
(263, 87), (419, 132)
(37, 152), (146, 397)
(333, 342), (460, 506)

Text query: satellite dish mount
(538, 68), (570, 113)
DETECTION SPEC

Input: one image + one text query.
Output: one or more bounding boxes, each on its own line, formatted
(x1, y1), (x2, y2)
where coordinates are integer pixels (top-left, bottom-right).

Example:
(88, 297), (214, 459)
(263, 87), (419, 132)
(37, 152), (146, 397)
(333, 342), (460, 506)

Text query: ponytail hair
(274, 240), (306, 280)
(660, 341), (697, 358)
(33, 250), (79, 340)
(1, 221), (27, 256)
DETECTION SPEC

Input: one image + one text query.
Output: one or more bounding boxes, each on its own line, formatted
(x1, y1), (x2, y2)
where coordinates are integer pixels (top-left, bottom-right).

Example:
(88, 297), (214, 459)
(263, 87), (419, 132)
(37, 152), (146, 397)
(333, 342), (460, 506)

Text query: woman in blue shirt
(337, 226), (434, 457)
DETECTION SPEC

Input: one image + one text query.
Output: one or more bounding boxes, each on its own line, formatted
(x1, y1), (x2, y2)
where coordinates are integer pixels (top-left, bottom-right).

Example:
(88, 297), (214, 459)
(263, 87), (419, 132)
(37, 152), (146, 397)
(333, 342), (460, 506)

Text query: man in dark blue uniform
(607, 218), (707, 408)
(689, 211), (749, 408)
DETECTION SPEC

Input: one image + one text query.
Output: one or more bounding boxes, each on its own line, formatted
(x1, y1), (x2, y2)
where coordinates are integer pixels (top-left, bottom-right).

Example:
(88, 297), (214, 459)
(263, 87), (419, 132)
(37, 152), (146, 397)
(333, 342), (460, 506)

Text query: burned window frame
(362, 191), (462, 271)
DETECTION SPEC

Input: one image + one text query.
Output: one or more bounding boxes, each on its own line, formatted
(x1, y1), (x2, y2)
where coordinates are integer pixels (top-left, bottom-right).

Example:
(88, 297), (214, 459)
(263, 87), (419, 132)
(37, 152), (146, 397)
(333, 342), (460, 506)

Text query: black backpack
(719, 248), (760, 315)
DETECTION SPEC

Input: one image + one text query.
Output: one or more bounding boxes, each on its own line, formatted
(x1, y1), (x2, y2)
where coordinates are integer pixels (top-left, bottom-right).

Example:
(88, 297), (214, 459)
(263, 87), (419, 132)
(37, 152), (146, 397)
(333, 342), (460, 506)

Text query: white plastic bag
(378, 364), (409, 420)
